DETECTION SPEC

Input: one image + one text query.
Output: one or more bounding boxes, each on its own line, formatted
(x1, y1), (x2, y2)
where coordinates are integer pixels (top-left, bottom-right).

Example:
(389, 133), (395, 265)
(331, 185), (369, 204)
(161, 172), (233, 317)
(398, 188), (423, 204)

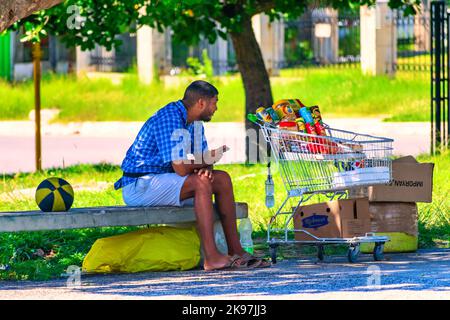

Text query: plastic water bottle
(265, 172), (275, 208)
(239, 218), (254, 255)
(214, 223), (228, 255)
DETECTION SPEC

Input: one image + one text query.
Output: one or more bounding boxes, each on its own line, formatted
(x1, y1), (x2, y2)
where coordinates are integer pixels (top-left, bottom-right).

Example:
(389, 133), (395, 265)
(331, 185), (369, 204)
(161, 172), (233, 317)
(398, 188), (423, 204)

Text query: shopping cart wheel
(373, 243), (385, 261)
(347, 244), (360, 263)
(269, 244), (278, 264)
(317, 245), (325, 261)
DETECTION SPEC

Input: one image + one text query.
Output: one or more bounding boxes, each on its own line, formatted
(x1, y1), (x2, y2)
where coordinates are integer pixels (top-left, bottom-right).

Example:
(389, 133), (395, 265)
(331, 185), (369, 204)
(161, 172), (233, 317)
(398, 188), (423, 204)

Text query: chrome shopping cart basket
(253, 119), (394, 263)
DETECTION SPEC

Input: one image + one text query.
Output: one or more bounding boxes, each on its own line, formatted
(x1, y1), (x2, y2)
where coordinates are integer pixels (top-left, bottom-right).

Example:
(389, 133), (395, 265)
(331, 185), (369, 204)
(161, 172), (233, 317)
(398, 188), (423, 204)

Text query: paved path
(0, 119), (429, 174)
(0, 249), (449, 300)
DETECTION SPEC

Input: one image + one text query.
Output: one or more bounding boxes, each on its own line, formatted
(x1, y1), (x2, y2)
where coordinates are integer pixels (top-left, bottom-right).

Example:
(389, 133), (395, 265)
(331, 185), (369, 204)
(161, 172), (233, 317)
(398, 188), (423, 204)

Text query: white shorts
(122, 173), (194, 207)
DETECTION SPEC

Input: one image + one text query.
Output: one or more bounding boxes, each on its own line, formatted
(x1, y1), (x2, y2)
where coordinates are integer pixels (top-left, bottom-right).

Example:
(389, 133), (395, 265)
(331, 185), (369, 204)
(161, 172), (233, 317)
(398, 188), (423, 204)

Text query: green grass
(0, 67), (429, 122)
(278, 68), (429, 121)
(0, 164), (135, 280)
(415, 152), (450, 248)
(0, 153), (449, 280)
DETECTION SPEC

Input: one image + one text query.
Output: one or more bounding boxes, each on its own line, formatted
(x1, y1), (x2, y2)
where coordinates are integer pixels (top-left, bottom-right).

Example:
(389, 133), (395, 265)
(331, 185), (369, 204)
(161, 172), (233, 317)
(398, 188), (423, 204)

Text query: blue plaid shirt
(114, 100), (208, 190)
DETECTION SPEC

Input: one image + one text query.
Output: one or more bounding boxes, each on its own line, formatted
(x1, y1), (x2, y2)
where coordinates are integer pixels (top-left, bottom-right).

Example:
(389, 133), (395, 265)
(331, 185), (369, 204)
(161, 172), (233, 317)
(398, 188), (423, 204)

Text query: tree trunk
(0, 0), (63, 33)
(230, 16), (273, 163)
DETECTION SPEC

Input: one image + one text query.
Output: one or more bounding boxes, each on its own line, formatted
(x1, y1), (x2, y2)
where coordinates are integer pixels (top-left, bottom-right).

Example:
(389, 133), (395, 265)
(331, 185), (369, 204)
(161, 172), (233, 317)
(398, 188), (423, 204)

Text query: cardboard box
(361, 202), (418, 253)
(293, 198), (371, 241)
(368, 156), (434, 203)
(293, 201), (341, 240)
(367, 202), (418, 236)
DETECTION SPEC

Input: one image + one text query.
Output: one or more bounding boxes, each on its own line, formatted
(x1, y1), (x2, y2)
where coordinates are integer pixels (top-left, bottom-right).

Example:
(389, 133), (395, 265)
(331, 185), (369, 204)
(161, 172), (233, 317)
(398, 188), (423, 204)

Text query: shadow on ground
(0, 249), (449, 298)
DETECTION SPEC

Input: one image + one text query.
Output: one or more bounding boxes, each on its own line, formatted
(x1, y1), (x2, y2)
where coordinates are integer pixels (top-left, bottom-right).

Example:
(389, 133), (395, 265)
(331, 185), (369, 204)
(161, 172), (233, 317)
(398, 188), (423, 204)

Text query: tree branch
(0, 0), (63, 33)
(253, 0), (276, 15)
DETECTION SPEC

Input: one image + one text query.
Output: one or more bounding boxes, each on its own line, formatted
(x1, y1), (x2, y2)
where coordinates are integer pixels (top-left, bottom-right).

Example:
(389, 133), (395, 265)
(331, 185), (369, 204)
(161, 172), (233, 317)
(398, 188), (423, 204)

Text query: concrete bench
(0, 202), (248, 233)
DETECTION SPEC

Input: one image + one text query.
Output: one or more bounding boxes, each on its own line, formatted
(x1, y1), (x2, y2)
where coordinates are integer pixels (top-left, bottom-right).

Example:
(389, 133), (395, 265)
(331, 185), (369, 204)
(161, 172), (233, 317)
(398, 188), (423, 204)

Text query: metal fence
(281, 7), (432, 74)
(171, 37), (239, 76)
(280, 10), (360, 70)
(85, 7), (434, 76)
(430, 1), (449, 153)
(168, 9), (361, 76)
(394, 8), (431, 72)
(89, 54), (135, 72)
(89, 33), (136, 72)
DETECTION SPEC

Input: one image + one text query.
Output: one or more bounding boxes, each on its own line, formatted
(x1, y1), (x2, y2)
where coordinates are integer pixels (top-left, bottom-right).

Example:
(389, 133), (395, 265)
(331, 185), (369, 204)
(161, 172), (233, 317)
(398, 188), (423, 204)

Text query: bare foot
(203, 254), (232, 271)
(228, 250), (247, 258)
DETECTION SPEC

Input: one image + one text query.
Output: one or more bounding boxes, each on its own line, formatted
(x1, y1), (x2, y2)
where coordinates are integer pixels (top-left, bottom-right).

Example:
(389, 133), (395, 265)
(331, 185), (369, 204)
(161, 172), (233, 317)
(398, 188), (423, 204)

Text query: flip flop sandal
(204, 255), (250, 272)
(254, 259), (271, 268)
(228, 254), (252, 269)
(240, 252), (272, 269)
(239, 252), (262, 268)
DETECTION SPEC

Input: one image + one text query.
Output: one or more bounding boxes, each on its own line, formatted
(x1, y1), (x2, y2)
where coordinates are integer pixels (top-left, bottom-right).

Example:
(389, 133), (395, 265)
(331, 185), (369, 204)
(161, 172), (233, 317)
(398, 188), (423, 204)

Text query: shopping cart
(252, 118), (394, 263)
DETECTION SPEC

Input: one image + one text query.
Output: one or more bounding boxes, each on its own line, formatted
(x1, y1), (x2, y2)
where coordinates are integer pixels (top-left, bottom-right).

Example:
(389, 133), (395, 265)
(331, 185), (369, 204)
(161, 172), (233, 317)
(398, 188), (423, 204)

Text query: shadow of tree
(1, 249), (449, 298)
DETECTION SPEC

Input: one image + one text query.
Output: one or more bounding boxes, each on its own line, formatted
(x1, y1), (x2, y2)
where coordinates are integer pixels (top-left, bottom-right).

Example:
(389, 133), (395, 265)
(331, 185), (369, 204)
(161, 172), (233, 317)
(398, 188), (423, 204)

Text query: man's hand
(172, 146), (230, 177)
(204, 145), (230, 165)
(194, 166), (214, 182)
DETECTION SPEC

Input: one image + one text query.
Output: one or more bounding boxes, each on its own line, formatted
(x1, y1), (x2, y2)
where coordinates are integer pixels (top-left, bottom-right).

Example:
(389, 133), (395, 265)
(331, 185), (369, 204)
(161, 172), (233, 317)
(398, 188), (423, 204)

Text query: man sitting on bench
(114, 80), (270, 271)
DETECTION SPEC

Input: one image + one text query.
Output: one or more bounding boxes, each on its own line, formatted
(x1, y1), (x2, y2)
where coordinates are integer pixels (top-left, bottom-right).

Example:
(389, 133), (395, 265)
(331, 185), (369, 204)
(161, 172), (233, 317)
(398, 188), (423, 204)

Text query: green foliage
(339, 27), (360, 57)
(202, 49), (214, 78)
(284, 22), (315, 65)
(20, 12), (50, 43)
(9, 0), (141, 49)
(186, 57), (204, 75)
(285, 39), (314, 65)
(171, 40), (190, 67)
(185, 49), (214, 78)
(8, 0), (422, 50)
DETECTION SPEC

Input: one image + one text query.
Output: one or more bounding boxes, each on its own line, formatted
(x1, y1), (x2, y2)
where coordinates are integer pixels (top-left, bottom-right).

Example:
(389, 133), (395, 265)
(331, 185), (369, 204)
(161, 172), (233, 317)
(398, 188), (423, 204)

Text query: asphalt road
(0, 249), (449, 300)
(0, 120), (429, 174)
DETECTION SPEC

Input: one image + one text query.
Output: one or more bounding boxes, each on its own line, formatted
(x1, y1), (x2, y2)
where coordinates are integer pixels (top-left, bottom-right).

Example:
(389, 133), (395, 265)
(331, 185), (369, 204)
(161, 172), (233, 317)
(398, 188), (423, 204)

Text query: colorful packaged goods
(325, 141), (342, 154)
(298, 106), (314, 123)
(305, 140), (320, 154)
(314, 122), (327, 136)
(295, 118), (307, 133)
(309, 105), (323, 124)
(273, 99), (305, 116)
(334, 159), (365, 172)
(279, 121), (307, 153)
(251, 99), (343, 155)
(308, 105), (327, 136)
(339, 142), (364, 153)
(279, 121), (298, 132)
(265, 107), (280, 123)
(300, 107), (334, 154)
(272, 101), (297, 121)
(292, 99), (305, 110)
(298, 107), (318, 135)
(256, 107), (273, 124)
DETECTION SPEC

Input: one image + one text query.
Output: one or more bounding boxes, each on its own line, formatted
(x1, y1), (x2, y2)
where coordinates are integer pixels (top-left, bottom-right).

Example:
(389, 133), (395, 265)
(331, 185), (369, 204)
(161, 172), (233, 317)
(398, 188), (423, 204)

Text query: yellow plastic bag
(360, 232), (418, 253)
(82, 226), (201, 273)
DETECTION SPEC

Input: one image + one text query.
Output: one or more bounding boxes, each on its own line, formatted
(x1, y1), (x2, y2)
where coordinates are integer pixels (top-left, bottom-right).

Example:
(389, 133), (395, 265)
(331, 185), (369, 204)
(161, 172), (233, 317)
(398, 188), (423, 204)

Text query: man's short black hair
(182, 80), (218, 107)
